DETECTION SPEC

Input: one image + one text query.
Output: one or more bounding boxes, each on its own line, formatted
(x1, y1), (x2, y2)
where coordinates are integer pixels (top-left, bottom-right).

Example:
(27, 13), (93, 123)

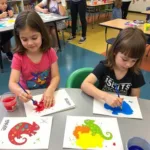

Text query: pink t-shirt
(11, 48), (58, 89)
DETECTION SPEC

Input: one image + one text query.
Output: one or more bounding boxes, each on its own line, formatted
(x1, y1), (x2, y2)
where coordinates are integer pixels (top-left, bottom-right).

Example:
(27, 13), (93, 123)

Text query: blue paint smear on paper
(104, 101), (133, 115)
(0, 24), (5, 28)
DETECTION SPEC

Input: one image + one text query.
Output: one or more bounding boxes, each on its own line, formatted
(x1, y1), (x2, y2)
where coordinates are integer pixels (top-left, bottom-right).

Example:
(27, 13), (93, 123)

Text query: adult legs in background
(78, 0), (87, 41)
(69, 1), (78, 39)
(121, 1), (131, 19)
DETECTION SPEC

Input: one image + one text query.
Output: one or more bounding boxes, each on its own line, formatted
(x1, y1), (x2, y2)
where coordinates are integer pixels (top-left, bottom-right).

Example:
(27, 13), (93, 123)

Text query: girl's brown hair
(106, 27), (146, 74)
(14, 10), (51, 54)
(115, 0), (122, 8)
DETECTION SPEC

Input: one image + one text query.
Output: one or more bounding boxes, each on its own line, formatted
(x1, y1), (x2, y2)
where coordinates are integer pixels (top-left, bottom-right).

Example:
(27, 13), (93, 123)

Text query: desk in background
(141, 10), (150, 15)
(0, 88), (149, 150)
(99, 18), (150, 35)
(87, 1), (113, 28)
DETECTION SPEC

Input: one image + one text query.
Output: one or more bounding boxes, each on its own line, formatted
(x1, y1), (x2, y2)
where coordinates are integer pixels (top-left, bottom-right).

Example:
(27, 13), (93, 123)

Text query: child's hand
(1, 12), (7, 18)
(43, 89), (55, 108)
(18, 90), (32, 103)
(8, 10), (14, 18)
(42, 8), (49, 14)
(104, 93), (123, 108)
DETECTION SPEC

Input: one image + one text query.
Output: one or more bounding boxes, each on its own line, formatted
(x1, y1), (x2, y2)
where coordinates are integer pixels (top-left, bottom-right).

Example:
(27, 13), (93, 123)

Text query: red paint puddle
(113, 142), (116, 146)
(35, 100), (45, 113)
(34, 99), (54, 113)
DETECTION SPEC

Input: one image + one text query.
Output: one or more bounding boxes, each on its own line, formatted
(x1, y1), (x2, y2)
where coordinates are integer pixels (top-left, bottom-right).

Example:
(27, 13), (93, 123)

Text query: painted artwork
(0, 117), (53, 149)
(0, 18), (15, 28)
(37, 13), (58, 21)
(63, 116), (123, 150)
(24, 89), (75, 117)
(93, 95), (143, 119)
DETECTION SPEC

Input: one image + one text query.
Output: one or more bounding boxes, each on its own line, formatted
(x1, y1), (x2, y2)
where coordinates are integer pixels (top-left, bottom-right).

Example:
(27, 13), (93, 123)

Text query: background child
(0, 0), (14, 61)
(35, 0), (66, 51)
(112, 0), (122, 19)
(81, 28), (146, 108)
(9, 11), (60, 108)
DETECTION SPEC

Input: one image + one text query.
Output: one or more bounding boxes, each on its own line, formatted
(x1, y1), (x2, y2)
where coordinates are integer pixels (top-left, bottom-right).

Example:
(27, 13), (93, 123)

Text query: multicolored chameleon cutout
(73, 119), (113, 149)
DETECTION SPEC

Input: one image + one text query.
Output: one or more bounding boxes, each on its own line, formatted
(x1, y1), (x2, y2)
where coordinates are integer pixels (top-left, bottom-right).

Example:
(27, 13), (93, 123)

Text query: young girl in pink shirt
(9, 11), (60, 108)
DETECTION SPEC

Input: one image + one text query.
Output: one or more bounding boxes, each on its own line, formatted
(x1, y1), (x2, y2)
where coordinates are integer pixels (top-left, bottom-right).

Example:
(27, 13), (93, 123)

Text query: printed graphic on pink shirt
(26, 69), (50, 89)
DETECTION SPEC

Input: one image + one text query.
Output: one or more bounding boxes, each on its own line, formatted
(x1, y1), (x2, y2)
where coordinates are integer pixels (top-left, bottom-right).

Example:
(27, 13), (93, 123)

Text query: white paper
(0, 18), (15, 27)
(0, 117), (53, 149)
(93, 95), (143, 119)
(38, 13), (57, 21)
(24, 89), (75, 117)
(63, 116), (123, 150)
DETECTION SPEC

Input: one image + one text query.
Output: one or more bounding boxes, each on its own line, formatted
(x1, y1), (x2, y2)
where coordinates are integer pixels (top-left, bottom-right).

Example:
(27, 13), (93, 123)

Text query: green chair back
(66, 67), (94, 88)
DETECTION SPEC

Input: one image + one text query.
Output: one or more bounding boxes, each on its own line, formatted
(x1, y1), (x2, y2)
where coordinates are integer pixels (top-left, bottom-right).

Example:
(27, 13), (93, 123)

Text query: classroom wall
(129, 0), (150, 12)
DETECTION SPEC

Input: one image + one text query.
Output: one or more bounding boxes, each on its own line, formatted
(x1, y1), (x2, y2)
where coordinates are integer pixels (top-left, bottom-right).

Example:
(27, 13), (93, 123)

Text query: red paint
(35, 100), (45, 112)
(8, 122), (40, 145)
(2, 96), (17, 112)
(34, 99), (54, 113)
(51, 103), (54, 107)
(113, 142), (116, 146)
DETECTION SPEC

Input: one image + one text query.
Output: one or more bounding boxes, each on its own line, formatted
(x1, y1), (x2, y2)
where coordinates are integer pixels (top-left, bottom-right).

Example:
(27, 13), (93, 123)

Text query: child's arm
(43, 62), (60, 108)
(130, 88), (140, 97)
(0, 12), (7, 19)
(35, 2), (49, 14)
(9, 69), (32, 103)
(81, 73), (123, 107)
(57, 0), (66, 16)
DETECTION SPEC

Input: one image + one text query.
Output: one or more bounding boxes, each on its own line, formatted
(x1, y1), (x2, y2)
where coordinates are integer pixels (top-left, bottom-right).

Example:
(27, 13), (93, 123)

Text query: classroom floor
(0, 12), (150, 100)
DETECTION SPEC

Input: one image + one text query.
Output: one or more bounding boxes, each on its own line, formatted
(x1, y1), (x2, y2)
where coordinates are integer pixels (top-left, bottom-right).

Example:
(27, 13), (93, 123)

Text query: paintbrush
(18, 82), (38, 106)
(114, 84), (122, 109)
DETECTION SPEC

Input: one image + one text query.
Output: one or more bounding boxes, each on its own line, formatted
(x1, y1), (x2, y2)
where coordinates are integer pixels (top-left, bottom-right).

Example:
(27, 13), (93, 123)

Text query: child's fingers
(26, 90), (32, 99)
(44, 97), (52, 108)
(50, 97), (55, 107)
(19, 95), (29, 103)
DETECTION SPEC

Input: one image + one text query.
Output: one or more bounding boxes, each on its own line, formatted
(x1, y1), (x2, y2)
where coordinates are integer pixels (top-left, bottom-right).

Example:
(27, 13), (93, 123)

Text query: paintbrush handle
(114, 84), (122, 109)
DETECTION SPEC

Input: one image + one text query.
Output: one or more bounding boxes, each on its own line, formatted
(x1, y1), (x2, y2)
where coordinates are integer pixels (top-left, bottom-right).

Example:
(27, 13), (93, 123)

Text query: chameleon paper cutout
(104, 101), (133, 115)
(8, 122), (40, 145)
(73, 119), (113, 149)
(83, 119), (113, 140)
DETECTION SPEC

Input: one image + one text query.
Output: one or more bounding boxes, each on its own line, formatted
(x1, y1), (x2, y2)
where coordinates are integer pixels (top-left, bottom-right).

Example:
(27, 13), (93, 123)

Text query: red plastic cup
(1, 92), (17, 112)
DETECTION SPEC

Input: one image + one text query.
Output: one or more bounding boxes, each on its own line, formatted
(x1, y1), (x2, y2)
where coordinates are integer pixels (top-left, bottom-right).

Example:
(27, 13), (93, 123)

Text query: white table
(0, 88), (150, 150)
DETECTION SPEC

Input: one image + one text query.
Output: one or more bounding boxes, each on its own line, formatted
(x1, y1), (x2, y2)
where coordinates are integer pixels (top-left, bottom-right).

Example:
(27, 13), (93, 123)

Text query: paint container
(127, 137), (150, 150)
(1, 92), (17, 112)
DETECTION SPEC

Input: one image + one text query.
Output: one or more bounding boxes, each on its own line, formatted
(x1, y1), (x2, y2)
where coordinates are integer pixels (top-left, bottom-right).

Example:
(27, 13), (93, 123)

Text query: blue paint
(0, 24), (5, 28)
(129, 146), (144, 150)
(104, 101), (133, 115)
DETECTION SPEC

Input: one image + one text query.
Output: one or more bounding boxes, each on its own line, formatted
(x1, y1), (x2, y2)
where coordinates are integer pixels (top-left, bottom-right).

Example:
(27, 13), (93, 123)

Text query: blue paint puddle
(129, 146), (144, 150)
(104, 101), (133, 115)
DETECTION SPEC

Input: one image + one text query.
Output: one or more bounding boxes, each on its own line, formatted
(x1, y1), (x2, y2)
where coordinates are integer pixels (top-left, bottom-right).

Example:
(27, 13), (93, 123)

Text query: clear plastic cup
(127, 137), (150, 150)
(0, 92), (17, 112)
